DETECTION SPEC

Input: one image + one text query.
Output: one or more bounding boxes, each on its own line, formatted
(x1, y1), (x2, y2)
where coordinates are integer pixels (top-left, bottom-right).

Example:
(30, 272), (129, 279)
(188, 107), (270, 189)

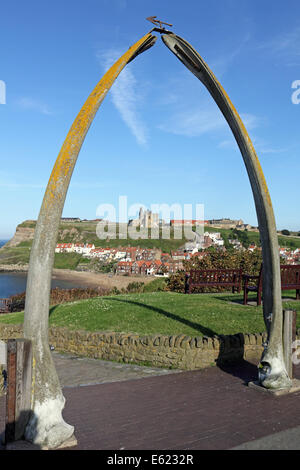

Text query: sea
(0, 239), (86, 298)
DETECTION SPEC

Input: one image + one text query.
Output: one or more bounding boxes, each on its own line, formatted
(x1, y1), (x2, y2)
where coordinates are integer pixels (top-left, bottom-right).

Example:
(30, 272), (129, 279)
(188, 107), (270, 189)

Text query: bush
(8, 278), (170, 312)
(9, 286), (110, 312)
(126, 282), (145, 293)
(167, 249), (263, 293)
(166, 271), (186, 293)
(142, 277), (168, 292)
(281, 229), (290, 236)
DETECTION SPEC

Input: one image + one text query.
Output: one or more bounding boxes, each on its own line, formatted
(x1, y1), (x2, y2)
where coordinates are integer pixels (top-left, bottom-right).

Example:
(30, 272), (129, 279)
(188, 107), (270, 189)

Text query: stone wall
(0, 323), (271, 371)
(0, 324), (299, 388)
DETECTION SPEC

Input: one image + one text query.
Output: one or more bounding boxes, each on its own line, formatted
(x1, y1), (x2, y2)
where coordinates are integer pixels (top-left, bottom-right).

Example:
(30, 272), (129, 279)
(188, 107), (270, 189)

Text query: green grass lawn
(53, 252), (83, 269)
(204, 226), (300, 249)
(0, 245), (32, 265)
(1, 291), (300, 337)
(0, 247), (83, 269)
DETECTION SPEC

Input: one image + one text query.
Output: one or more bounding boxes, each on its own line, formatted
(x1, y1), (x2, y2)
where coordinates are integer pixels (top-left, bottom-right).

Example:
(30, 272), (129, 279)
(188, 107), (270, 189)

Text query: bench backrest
(280, 265), (300, 286)
(256, 264), (300, 289)
(0, 298), (11, 312)
(189, 269), (243, 284)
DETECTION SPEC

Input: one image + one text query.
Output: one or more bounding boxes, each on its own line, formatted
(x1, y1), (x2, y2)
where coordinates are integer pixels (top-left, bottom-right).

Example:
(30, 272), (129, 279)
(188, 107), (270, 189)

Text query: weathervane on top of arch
(146, 15), (173, 32)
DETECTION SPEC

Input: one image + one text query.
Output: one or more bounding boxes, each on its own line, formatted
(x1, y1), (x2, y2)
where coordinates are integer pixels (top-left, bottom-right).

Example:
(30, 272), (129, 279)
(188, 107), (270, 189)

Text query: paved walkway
(52, 352), (181, 388)
(1, 354), (300, 450)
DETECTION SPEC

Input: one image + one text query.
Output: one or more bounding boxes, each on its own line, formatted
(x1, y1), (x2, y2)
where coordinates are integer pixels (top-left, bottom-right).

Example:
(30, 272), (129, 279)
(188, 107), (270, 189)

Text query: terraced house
(117, 259), (182, 276)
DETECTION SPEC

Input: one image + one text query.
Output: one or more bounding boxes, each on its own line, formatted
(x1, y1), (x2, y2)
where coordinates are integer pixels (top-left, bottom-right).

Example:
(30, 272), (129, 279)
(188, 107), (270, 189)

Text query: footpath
(1, 353), (300, 450)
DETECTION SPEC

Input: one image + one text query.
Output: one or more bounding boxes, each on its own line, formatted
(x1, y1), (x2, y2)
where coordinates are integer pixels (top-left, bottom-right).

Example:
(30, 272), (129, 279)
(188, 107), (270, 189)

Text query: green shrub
(9, 286), (110, 312)
(142, 277), (168, 292)
(126, 282), (145, 293)
(167, 249), (263, 293)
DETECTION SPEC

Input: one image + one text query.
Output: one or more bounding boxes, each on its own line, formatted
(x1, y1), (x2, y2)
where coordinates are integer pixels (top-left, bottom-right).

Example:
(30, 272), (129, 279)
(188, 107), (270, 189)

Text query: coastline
(51, 268), (155, 290)
(0, 264), (28, 273)
(0, 264), (155, 290)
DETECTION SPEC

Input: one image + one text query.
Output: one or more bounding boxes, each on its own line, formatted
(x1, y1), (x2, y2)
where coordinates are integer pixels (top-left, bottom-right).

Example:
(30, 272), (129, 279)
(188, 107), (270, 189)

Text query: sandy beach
(51, 269), (155, 290)
(0, 263), (158, 292)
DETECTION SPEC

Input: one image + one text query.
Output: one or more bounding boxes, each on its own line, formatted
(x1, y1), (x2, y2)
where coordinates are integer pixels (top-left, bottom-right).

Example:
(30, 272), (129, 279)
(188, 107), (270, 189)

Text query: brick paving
(52, 352), (181, 388)
(1, 357), (300, 450)
(60, 362), (300, 450)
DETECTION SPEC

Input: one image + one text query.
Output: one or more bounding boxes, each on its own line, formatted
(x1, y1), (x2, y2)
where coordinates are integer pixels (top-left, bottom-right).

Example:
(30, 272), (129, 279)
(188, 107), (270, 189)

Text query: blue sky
(1, 0), (300, 238)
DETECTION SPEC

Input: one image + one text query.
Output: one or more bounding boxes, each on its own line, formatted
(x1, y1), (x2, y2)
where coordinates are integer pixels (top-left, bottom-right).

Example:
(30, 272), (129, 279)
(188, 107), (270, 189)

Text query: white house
(55, 243), (74, 253)
(205, 232), (224, 246)
(73, 243), (85, 254)
(82, 243), (95, 254)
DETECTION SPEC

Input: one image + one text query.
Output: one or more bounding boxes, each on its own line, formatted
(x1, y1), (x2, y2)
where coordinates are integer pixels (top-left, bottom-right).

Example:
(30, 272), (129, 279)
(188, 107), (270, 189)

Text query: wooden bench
(243, 264), (300, 305)
(0, 298), (12, 314)
(185, 269), (243, 294)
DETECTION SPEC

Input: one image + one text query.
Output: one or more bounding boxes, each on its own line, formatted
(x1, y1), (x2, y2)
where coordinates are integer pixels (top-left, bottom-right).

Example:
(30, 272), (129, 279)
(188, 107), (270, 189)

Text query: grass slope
(204, 226), (300, 249)
(2, 222), (299, 268)
(0, 223), (188, 267)
(1, 291), (300, 337)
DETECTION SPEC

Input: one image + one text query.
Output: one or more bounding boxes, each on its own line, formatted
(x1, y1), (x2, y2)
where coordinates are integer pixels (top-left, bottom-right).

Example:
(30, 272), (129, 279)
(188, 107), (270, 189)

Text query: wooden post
(283, 310), (297, 379)
(5, 339), (32, 443)
(0, 340), (6, 367)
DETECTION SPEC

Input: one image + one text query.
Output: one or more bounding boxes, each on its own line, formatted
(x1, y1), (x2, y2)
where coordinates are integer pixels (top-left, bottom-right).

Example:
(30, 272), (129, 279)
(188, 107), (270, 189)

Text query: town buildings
(55, 243), (95, 254)
(54, 225), (300, 278)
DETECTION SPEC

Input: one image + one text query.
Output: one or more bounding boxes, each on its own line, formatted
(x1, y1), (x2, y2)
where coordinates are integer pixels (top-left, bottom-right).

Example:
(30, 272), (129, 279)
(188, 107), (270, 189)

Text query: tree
(281, 229), (290, 236)
(167, 249), (262, 293)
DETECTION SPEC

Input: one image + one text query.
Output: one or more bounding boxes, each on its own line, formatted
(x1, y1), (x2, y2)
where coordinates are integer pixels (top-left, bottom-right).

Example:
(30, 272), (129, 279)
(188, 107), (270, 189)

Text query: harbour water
(0, 239), (87, 298)
(0, 272), (88, 298)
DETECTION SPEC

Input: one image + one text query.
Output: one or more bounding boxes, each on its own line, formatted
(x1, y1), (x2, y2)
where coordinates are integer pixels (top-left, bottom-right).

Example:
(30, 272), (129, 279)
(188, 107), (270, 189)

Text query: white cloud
(218, 139), (237, 150)
(251, 137), (290, 156)
(97, 49), (148, 146)
(210, 33), (251, 77)
(0, 178), (116, 191)
(240, 113), (263, 130)
(158, 104), (225, 137)
(158, 102), (262, 139)
(258, 146), (289, 155)
(267, 27), (300, 54)
(218, 138), (289, 156)
(258, 26), (300, 65)
(0, 181), (44, 190)
(16, 97), (52, 115)
(70, 181), (118, 189)
(156, 40), (263, 140)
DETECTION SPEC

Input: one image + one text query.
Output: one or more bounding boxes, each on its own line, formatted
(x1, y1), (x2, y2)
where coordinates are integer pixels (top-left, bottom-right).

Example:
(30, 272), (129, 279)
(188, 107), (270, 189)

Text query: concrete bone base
(248, 379), (300, 396)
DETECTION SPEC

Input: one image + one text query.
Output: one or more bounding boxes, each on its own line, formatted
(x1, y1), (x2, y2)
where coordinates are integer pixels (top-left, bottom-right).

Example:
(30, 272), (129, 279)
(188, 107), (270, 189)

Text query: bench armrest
(243, 274), (260, 288)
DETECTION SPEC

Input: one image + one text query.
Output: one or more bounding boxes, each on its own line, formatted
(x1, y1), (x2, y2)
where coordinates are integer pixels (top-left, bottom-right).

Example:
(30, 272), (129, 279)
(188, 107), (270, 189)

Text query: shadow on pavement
(217, 359), (259, 385)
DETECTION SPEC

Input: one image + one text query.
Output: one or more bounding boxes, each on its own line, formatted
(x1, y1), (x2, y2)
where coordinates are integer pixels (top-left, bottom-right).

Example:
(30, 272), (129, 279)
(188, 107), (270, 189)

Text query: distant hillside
(1, 219), (299, 269)
(0, 219), (189, 267)
(14, 220), (189, 250)
(204, 226), (300, 250)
